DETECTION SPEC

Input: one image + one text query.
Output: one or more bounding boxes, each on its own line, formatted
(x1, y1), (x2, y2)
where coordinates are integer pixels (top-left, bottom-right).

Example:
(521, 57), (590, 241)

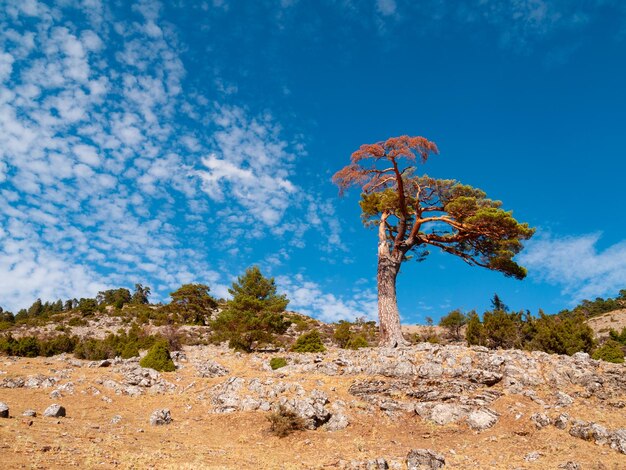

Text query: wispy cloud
(277, 274), (377, 323)
(518, 232), (626, 302)
(0, 0), (344, 312)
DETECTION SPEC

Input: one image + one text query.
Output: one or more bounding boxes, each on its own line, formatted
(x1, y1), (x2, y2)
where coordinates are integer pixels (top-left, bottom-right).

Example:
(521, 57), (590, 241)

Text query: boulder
(149, 408), (172, 426)
(418, 363), (443, 379)
(406, 449), (445, 469)
(325, 412), (350, 431)
(553, 413), (569, 430)
(555, 391), (574, 406)
(23, 409), (36, 417)
(467, 409), (498, 431)
(609, 429), (626, 454)
(429, 403), (467, 425)
(530, 413), (551, 429)
(43, 404), (66, 418)
(468, 370), (502, 386)
(195, 360), (229, 378)
(569, 420), (592, 440)
(0, 402), (8, 418)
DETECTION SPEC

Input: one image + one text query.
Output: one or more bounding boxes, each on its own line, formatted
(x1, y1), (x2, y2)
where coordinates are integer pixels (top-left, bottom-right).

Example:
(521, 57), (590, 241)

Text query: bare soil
(1, 348), (625, 469)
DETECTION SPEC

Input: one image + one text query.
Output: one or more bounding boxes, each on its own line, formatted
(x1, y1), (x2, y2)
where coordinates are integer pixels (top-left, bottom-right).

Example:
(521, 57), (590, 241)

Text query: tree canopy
(169, 283), (218, 325)
(333, 136), (535, 278)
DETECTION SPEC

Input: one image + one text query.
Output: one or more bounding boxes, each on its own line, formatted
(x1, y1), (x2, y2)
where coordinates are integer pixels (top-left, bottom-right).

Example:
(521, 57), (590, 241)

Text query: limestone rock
(195, 359), (229, 378)
(467, 369), (502, 386)
(325, 412), (350, 431)
(553, 413), (569, 430)
(609, 429), (626, 454)
(530, 413), (551, 429)
(43, 404), (66, 418)
(429, 403), (468, 425)
(467, 409), (498, 431)
(555, 391), (574, 406)
(406, 449), (445, 469)
(149, 408), (172, 426)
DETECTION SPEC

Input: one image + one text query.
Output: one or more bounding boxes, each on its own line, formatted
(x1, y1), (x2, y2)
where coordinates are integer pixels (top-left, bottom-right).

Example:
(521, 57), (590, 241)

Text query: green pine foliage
(139, 341), (176, 372)
(463, 295), (596, 356)
(559, 290), (626, 319)
(439, 309), (468, 341)
(345, 334), (369, 350)
(592, 340), (625, 363)
(269, 357), (287, 370)
(332, 319), (374, 349)
(526, 311), (595, 355)
(291, 330), (326, 353)
(465, 312), (485, 346)
(609, 327), (626, 345)
(211, 266), (289, 352)
(169, 283), (218, 325)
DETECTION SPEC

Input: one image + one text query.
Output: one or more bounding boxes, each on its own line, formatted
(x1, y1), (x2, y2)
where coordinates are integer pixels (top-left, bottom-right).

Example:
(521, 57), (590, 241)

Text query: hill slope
(1, 342), (626, 468)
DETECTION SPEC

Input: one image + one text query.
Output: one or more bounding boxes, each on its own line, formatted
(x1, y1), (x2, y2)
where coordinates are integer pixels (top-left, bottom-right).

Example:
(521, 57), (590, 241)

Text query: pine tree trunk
(377, 253), (407, 347)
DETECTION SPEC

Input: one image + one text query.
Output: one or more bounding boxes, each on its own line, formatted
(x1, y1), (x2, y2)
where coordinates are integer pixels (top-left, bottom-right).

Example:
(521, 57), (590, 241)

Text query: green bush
(592, 340), (625, 363)
(139, 341), (175, 372)
(121, 342), (140, 359)
(267, 406), (305, 437)
(68, 316), (88, 327)
(439, 309), (468, 341)
(333, 321), (352, 348)
(345, 334), (369, 350)
(270, 357), (287, 370)
(465, 312), (484, 346)
(39, 335), (78, 356)
(291, 330), (326, 353)
(13, 336), (40, 357)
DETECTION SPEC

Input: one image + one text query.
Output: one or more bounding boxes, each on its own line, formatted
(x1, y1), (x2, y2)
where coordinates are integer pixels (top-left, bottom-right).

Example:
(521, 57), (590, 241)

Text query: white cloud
(518, 232), (626, 302)
(0, 0), (347, 313)
(376, 0), (397, 17)
(277, 274), (377, 323)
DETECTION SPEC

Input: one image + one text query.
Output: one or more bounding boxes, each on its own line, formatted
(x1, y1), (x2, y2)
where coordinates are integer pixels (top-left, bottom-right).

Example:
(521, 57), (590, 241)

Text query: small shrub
(345, 334), (369, 350)
(39, 335), (78, 356)
(291, 330), (326, 353)
(139, 341), (175, 372)
(121, 342), (139, 359)
(68, 317), (88, 327)
(270, 357), (287, 370)
(13, 336), (40, 357)
(267, 406), (305, 437)
(592, 340), (625, 364)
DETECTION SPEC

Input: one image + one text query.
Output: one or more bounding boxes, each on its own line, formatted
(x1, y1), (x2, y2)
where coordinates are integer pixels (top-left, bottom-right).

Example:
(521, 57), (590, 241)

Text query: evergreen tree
(465, 311), (485, 346)
(333, 135), (534, 346)
(490, 294), (508, 312)
(439, 309), (468, 341)
(211, 266), (289, 352)
(169, 283), (218, 325)
(131, 284), (151, 305)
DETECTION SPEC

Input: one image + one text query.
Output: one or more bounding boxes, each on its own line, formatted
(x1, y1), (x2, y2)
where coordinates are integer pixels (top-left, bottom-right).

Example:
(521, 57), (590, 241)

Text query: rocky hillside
(587, 309), (626, 339)
(1, 342), (625, 468)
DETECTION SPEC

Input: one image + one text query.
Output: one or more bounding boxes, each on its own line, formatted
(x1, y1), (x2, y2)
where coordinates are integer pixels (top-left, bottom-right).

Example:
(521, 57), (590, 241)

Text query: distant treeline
(435, 291), (626, 363)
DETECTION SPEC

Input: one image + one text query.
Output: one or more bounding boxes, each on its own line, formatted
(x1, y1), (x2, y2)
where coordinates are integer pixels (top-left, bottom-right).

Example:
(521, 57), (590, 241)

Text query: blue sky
(1, 0), (625, 323)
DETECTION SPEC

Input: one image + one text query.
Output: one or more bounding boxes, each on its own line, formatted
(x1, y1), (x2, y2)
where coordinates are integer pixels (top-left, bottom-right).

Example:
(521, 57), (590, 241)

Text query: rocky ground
(1, 343), (626, 469)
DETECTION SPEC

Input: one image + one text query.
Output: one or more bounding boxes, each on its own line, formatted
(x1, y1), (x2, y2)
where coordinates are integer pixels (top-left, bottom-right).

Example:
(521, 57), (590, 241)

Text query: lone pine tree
(333, 135), (535, 347)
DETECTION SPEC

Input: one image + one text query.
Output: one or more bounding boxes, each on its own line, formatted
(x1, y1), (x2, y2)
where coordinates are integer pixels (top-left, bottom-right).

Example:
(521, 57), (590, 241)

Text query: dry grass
(0, 349), (625, 469)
